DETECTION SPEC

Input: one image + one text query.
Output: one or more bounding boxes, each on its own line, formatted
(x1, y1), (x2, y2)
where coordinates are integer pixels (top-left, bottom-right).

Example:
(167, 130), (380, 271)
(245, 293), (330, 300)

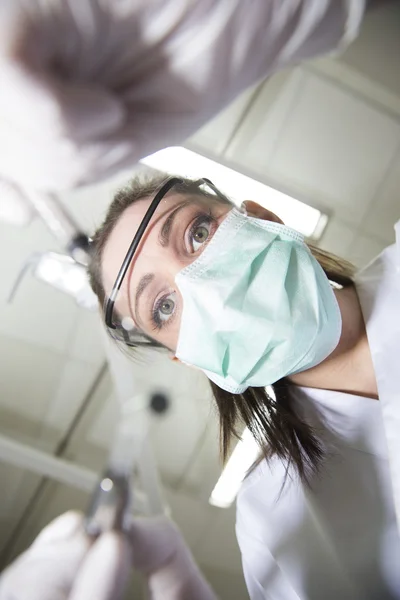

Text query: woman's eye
(189, 217), (213, 252)
(152, 292), (176, 329)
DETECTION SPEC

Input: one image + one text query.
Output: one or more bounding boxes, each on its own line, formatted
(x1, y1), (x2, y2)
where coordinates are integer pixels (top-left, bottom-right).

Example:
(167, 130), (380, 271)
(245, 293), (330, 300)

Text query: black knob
(150, 392), (169, 414)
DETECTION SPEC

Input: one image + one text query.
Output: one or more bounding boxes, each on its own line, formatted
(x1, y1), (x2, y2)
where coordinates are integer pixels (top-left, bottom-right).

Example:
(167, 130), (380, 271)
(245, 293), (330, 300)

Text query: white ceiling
(0, 4), (399, 598)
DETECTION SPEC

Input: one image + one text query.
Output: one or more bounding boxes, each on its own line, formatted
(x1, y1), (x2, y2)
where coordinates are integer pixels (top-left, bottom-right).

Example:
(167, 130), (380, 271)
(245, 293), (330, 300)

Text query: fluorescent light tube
(209, 388), (275, 508)
(141, 147), (325, 239)
(209, 427), (260, 509)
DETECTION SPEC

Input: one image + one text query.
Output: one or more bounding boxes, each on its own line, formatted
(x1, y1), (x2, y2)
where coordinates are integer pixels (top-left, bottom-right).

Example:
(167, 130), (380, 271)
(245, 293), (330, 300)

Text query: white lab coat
(236, 221), (400, 600)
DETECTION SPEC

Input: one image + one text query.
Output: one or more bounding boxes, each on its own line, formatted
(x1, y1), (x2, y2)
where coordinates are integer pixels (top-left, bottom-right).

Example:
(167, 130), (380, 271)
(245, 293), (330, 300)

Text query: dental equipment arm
(5, 187), (92, 304)
(0, 0), (365, 192)
(80, 394), (216, 600)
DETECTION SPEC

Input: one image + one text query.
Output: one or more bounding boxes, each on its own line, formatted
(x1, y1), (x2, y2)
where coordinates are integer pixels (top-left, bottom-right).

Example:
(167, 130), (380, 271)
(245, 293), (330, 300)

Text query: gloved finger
(32, 511), (84, 547)
(69, 532), (132, 600)
(0, 512), (92, 600)
(52, 80), (126, 143)
(125, 516), (181, 574)
(125, 518), (218, 600)
(1, 61), (125, 142)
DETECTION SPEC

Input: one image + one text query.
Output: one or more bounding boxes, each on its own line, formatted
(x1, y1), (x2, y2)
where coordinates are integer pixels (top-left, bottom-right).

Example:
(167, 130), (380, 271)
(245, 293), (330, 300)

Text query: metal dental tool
(84, 392), (169, 537)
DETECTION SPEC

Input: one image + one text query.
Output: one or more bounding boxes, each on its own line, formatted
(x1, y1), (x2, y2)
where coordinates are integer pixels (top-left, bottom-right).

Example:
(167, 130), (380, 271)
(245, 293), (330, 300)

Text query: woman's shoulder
(236, 384), (388, 524)
(236, 454), (306, 558)
(237, 447), (304, 521)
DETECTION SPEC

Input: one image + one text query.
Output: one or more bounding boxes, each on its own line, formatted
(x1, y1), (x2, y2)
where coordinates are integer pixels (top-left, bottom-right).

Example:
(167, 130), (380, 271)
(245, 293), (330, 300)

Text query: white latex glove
(128, 517), (217, 600)
(0, 512), (217, 600)
(0, 0), (365, 193)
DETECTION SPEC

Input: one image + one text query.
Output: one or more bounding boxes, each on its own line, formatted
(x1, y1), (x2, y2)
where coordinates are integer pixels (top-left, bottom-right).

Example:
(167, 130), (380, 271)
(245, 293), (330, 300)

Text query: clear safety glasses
(103, 176), (230, 348)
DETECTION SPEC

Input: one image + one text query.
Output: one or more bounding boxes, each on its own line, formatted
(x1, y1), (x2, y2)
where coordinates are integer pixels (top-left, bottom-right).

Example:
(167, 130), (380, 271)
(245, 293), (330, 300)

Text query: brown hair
(88, 174), (355, 484)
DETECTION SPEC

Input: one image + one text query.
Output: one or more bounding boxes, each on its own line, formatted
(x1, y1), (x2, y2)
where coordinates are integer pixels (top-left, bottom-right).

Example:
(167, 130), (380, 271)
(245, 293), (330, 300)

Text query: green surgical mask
(175, 208), (342, 394)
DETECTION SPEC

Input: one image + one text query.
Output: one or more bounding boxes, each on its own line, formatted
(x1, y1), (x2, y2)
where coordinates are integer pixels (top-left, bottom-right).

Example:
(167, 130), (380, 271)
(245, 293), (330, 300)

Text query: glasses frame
(104, 176), (229, 332)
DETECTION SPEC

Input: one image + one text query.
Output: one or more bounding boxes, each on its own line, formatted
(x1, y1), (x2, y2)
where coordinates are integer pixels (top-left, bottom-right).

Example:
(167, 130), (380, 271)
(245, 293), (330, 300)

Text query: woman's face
(101, 193), (280, 353)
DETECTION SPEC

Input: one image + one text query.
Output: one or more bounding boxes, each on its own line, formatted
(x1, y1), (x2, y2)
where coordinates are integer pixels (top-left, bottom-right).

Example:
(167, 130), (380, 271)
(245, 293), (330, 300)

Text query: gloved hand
(0, 0), (365, 193)
(0, 511), (217, 600)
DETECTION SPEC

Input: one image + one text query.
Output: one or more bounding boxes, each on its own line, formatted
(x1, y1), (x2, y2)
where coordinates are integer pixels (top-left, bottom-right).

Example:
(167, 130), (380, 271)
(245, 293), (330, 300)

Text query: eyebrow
(158, 199), (193, 248)
(134, 272), (154, 326)
(133, 198), (195, 323)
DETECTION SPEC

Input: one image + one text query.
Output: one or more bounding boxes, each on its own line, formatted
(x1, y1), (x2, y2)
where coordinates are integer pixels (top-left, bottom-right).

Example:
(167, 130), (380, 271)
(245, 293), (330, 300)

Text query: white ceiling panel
(180, 415), (222, 499)
(52, 371), (114, 471)
(318, 217), (356, 262)
(267, 73), (400, 225)
(66, 310), (106, 367)
(0, 280), (80, 356)
(36, 359), (100, 449)
(0, 335), (68, 426)
(224, 69), (304, 173)
(57, 166), (145, 234)
(188, 84), (260, 158)
(361, 150), (400, 242)
(347, 232), (389, 269)
(0, 217), (83, 355)
(101, 344), (213, 408)
(149, 394), (213, 486)
(0, 220), (59, 293)
(83, 389), (119, 448)
(0, 336), (101, 452)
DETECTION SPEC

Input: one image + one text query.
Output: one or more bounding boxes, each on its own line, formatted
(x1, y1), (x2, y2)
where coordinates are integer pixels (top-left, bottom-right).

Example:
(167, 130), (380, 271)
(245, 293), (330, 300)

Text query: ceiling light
(209, 427), (260, 509)
(141, 147), (326, 239)
(209, 387), (275, 508)
(33, 252), (98, 310)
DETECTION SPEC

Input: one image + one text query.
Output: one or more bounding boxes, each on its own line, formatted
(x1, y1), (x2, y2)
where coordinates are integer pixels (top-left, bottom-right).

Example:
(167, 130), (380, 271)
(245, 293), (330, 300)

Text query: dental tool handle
(84, 469), (131, 538)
